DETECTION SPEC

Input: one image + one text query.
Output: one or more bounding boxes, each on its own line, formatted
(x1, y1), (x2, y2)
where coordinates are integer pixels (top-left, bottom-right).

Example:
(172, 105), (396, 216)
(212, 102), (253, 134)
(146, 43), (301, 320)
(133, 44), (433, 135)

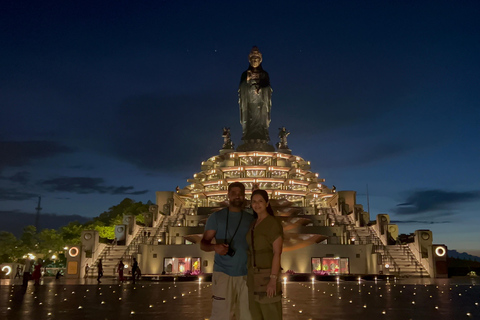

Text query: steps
(88, 208), (184, 278)
(87, 207), (430, 278)
(101, 245), (128, 277)
(384, 245), (428, 277)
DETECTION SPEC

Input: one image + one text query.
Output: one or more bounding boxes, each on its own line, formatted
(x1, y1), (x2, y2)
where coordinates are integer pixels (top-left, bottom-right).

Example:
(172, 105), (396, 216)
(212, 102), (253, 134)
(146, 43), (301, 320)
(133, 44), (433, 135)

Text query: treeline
(0, 198), (150, 263)
(448, 257), (480, 277)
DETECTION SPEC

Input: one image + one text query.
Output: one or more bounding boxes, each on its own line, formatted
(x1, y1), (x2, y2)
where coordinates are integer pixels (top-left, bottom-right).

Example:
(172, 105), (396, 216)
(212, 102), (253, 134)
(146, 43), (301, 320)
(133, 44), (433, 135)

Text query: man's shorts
(211, 271), (252, 320)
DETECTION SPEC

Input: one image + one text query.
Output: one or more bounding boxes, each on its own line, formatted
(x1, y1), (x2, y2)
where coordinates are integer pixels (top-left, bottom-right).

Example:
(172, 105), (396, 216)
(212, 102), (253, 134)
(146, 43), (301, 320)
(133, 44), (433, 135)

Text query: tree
(92, 215), (123, 240)
(59, 221), (85, 245)
(92, 198), (136, 225)
(20, 225), (38, 252)
(90, 198), (149, 226)
(37, 229), (65, 256)
(0, 231), (23, 263)
(1, 198), (152, 262)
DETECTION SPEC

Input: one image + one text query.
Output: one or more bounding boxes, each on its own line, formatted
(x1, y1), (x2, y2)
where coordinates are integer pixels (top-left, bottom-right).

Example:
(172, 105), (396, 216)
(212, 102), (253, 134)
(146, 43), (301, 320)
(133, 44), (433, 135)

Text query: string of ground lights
(1, 278), (479, 319)
(1, 281), (213, 319)
(281, 280), (480, 319)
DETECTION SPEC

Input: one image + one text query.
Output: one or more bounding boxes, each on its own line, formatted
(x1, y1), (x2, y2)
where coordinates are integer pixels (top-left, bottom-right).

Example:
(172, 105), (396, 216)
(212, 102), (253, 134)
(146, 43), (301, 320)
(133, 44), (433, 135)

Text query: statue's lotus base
(237, 139), (275, 152)
(277, 148), (292, 154)
(219, 148), (235, 155)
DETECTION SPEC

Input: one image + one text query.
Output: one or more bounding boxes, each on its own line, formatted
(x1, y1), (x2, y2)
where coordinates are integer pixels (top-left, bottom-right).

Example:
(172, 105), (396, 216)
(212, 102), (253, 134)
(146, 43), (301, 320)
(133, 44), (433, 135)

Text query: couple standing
(201, 182), (283, 320)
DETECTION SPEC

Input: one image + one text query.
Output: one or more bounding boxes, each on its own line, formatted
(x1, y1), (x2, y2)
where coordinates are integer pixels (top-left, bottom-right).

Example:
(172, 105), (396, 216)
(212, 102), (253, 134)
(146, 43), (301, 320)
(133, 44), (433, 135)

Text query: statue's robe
(238, 65), (272, 141)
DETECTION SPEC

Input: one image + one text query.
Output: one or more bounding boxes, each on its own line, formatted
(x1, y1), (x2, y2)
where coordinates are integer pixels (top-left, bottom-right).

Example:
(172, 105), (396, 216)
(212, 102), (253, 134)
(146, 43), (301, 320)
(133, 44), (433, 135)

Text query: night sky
(1, 1), (479, 255)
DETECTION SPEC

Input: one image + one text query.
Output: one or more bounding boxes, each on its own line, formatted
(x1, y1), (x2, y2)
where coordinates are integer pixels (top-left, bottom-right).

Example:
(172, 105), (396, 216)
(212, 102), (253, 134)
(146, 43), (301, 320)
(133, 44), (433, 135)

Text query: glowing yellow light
(69, 247), (79, 257)
(435, 247), (446, 257)
(2, 266), (12, 275)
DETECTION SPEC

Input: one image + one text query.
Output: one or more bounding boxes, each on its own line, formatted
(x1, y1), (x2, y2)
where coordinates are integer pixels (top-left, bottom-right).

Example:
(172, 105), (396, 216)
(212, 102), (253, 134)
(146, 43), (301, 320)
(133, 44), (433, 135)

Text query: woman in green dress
(247, 189), (283, 320)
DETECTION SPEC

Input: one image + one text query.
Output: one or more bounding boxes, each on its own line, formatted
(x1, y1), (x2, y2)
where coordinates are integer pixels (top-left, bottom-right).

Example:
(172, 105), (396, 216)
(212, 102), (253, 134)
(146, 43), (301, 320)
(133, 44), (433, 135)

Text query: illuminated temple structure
(63, 48), (448, 280)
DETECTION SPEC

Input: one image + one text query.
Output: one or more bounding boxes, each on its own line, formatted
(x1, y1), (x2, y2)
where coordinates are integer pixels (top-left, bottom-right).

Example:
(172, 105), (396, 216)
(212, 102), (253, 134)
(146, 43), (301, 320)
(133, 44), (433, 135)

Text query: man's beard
(230, 198), (244, 208)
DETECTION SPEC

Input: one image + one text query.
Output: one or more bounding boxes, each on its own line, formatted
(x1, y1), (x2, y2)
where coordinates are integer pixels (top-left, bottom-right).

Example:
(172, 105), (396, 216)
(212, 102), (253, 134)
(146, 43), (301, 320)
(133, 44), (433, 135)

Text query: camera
(226, 247), (236, 257)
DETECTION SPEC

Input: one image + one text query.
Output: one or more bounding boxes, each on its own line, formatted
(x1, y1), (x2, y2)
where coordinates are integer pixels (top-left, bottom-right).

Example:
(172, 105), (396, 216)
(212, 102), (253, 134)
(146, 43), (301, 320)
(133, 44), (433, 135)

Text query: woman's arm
(266, 236), (283, 298)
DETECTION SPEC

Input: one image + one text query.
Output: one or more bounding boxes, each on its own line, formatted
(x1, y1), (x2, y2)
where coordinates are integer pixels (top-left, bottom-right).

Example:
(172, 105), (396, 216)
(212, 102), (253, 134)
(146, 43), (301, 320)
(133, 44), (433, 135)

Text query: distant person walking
(118, 260), (125, 282)
(32, 260), (42, 285)
(22, 258), (33, 286)
(131, 258), (138, 284)
(55, 270), (63, 280)
(15, 265), (22, 278)
(97, 259), (103, 283)
(84, 263), (90, 278)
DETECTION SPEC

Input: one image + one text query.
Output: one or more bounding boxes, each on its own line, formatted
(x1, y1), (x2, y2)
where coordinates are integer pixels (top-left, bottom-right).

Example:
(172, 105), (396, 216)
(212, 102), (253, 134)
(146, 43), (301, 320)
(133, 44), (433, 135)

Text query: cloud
(99, 92), (237, 173)
(40, 177), (149, 195)
(340, 142), (413, 167)
(393, 189), (480, 215)
(109, 186), (150, 195)
(0, 187), (38, 201)
(0, 210), (91, 237)
(103, 91), (407, 174)
(68, 164), (95, 170)
(354, 143), (411, 164)
(301, 140), (415, 170)
(0, 171), (31, 185)
(0, 141), (73, 170)
(8, 171), (31, 184)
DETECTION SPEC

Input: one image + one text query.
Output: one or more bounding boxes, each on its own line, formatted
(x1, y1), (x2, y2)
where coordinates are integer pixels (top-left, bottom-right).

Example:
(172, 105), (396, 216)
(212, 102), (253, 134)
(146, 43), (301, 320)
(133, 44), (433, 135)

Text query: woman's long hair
(251, 189), (274, 216)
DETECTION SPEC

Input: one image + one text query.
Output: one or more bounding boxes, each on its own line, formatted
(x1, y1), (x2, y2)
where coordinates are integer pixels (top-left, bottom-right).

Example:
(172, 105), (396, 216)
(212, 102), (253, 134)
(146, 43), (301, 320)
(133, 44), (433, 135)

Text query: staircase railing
(367, 226), (403, 274)
(120, 227), (144, 261)
(87, 205), (186, 276)
(376, 245), (400, 274)
(89, 244), (113, 276)
(402, 244), (430, 276)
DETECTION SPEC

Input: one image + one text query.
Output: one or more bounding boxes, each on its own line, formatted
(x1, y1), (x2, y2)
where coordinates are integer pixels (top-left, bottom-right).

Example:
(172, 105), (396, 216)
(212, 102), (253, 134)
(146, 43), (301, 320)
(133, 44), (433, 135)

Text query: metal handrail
(402, 244), (429, 274)
(120, 227), (144, 261)
(88, 244), (113, 275)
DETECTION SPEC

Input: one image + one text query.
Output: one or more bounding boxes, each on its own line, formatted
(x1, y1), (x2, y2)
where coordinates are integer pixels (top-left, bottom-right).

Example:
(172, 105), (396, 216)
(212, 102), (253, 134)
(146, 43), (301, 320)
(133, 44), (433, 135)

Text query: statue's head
(249, 46), (262, 68)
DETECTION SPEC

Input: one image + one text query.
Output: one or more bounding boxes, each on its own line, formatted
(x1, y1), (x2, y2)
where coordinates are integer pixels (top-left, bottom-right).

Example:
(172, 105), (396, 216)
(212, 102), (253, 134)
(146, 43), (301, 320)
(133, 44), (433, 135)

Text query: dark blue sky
(1, 1), (479, 255)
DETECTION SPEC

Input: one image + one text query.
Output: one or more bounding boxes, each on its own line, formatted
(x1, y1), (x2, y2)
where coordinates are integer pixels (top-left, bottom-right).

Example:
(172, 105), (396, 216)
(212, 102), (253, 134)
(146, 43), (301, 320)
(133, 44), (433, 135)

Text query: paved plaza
(1, 277), (479, 319)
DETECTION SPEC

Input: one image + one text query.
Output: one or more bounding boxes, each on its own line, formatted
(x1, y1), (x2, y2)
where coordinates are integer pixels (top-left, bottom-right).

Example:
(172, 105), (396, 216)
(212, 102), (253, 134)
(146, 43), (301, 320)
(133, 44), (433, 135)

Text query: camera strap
(225, 208), (243, 248)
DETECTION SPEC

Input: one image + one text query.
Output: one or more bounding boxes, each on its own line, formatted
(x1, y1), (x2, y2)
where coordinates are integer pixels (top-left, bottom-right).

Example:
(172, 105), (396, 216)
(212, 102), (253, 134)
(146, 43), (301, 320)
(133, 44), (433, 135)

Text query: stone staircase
(383, 245), (428, 277)
(87, 208), (186, 278)
(136, 226), (161, 245)
(367, 226), (429, 277)
(87, 207), (430, 278)
(350, 226), (382, 245)
(101, 245), (128, 277)
(346, 225), (429, 277)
